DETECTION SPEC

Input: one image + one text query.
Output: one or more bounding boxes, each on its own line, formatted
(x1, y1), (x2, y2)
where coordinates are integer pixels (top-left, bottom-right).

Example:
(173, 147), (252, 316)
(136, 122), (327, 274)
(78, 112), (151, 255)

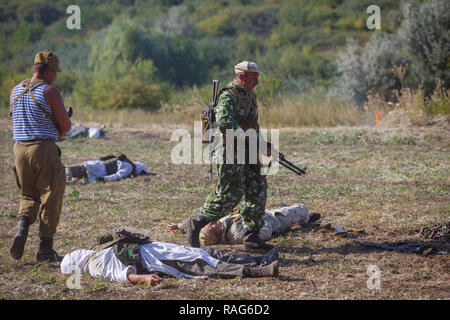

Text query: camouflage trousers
(200, 162), (267, 232)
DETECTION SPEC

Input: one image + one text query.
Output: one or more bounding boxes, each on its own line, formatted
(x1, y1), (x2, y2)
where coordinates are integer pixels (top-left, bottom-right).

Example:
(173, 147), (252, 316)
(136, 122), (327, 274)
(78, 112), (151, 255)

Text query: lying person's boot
(243, 229), (274, 251)
(259, 247), (279, 265)
(186, 211), (211, 247)
(308, 212), (321, 224)
(243, 260), (279, 278)
(35, 237), (62, 262)
(10, 217), (30, 260)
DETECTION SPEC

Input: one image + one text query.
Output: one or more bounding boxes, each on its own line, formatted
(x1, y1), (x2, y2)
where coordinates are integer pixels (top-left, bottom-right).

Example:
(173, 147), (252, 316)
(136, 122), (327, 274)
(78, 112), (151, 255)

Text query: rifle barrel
(277, 153), (306, 176)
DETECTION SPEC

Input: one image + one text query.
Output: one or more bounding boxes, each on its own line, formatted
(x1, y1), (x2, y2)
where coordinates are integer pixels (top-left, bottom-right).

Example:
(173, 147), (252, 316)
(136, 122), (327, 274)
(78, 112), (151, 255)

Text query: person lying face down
(167, 204), (321, 246)
(65, 123), (106, 139)
(65, 152), (149, 185)
(61, 240), (280, 287)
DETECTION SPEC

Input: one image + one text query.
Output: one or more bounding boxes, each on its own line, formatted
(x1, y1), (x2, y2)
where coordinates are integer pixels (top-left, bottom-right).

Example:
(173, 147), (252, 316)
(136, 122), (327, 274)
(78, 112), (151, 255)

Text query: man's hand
(265, 141), (279, 158)
(128, 273), (163, 286)
(144, 274), (163, 286)
(166, 223), (180, 232)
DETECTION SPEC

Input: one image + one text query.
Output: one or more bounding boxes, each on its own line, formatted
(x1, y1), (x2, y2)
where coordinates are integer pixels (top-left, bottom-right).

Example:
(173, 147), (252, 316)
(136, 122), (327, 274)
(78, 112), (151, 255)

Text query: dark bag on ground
(91, 228), (151, 274)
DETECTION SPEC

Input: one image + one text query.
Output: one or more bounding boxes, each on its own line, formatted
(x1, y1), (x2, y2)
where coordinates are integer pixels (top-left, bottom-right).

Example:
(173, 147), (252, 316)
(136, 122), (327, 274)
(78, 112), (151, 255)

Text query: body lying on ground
(65, 152), (149, 185)
(168, 204), (321, 246)
(61, 241), (280, 286)
(65, 123), (106, 139)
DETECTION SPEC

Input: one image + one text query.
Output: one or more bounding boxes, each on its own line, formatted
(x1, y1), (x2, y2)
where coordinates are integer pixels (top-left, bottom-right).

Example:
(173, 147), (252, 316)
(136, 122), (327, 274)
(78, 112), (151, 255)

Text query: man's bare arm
(44, 85), (71, 134)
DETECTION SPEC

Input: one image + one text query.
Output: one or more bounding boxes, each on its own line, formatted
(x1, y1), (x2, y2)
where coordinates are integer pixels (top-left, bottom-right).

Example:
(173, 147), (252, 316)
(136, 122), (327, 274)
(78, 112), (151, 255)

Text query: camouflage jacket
(215, 80), (260, 134)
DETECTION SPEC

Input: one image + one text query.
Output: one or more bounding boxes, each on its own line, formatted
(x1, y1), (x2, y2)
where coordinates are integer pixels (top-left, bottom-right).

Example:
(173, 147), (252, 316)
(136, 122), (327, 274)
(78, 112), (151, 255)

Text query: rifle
(265, 142), (306, 176)
(208, 80), (220, 180)
(277, 152), (307, 176)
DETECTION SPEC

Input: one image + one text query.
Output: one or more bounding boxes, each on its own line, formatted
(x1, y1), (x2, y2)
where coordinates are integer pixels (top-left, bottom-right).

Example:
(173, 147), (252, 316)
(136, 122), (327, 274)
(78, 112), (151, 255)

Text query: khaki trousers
(14, 141), (66, 238)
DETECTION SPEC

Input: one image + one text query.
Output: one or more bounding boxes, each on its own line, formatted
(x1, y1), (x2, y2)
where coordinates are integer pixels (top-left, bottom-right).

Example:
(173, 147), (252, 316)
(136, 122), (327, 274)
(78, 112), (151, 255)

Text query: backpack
(86, 228), (151, 274)
(200, 80), (260, 143)
(100, 152), (138, 177)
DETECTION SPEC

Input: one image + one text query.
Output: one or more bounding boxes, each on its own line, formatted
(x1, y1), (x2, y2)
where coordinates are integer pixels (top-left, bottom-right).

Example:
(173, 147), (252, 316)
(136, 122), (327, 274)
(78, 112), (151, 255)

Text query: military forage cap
(234, 60), (263, 75)
(34, 51), (61, 72)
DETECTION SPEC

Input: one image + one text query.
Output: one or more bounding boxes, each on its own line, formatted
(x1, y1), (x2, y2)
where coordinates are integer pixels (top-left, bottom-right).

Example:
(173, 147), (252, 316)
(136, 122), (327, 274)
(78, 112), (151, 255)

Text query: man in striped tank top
(9, 51), (71, 262)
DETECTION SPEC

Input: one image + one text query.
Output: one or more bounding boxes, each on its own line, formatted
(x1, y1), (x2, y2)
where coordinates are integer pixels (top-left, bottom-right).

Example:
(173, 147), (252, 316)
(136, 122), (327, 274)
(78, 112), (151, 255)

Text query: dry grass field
(0, 116), (448, 300)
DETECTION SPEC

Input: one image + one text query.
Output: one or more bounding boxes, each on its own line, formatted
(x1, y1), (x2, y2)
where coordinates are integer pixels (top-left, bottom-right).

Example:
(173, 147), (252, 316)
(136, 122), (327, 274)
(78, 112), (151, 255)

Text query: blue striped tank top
(11, 81), (59, 141)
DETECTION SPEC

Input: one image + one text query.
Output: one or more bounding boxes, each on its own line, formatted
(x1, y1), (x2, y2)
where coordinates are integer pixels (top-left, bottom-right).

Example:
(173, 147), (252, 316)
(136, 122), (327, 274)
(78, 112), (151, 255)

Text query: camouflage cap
(34, 51), (61, 72)
(234, 60), (263, 75)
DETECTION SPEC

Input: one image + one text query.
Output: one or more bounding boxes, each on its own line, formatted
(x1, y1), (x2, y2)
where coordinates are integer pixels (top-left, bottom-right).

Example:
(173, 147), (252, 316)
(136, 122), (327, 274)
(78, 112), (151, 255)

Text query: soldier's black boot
(67, 165), (87, 183)
(35, 237), (62, 262)
(243, 260), (279, 278)
(243, 229), (274, 251)
(10, 217), (29, 260)
(186, 211), (211, 247)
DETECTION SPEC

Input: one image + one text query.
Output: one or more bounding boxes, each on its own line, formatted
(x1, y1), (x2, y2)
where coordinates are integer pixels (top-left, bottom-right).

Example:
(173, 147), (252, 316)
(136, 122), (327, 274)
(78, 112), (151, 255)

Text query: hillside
(0, 1), (402, 104)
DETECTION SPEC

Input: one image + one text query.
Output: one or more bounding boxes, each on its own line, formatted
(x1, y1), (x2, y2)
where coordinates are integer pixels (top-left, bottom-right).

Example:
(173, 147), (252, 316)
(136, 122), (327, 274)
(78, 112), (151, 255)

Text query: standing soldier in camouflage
(9, 51), (71, 262)
(186, 61), (275, 251)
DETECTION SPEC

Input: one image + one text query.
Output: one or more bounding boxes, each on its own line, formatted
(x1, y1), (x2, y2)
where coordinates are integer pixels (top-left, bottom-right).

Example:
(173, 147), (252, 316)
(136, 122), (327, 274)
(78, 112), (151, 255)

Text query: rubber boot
(68, 165), (87, 180)
(258, 247), (279, 265)
(308, 212), (321, 224)
(186, 211), (211, 247)
(35, 237), (62, 262)
(243, 260), (279, 278)
(243, 229), (274, 251)
(10, 217), (29, 260)
(65, 167), (72, 184)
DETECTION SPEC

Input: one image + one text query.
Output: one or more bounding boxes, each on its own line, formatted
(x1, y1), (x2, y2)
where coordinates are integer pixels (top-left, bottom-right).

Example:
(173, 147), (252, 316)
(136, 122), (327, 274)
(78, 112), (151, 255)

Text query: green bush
(399, 0), (450, 94)
(0, 71), (29, 111)
(91, 75), (165, 111)
(10, 21), (45, 52)
(256, 73), (282, 98)
(53, 71), (78, 95)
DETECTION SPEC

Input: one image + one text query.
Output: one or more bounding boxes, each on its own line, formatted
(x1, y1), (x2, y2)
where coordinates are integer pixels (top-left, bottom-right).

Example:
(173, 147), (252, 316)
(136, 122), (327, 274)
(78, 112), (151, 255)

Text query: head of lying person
(133, 161), (149, 175)
(199, 221), (224, 246)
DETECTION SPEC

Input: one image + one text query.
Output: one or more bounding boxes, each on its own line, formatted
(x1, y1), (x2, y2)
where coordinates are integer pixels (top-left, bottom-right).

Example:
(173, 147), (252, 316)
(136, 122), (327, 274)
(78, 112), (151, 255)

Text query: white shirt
(60, 248), (134, 283)
(61, 242), (220, 283)
(82, 160), (133, 184)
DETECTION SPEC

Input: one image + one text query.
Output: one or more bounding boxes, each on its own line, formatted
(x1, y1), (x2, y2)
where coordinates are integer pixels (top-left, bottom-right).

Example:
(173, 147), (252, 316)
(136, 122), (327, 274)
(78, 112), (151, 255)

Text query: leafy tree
(361, 33), (408, 100)
(17, 0), (62, 26)
(398, 0), (450, 94)
(335, 0), (448, 104)
(155, 6), (197, 38)
(335, 38), (367, 104)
